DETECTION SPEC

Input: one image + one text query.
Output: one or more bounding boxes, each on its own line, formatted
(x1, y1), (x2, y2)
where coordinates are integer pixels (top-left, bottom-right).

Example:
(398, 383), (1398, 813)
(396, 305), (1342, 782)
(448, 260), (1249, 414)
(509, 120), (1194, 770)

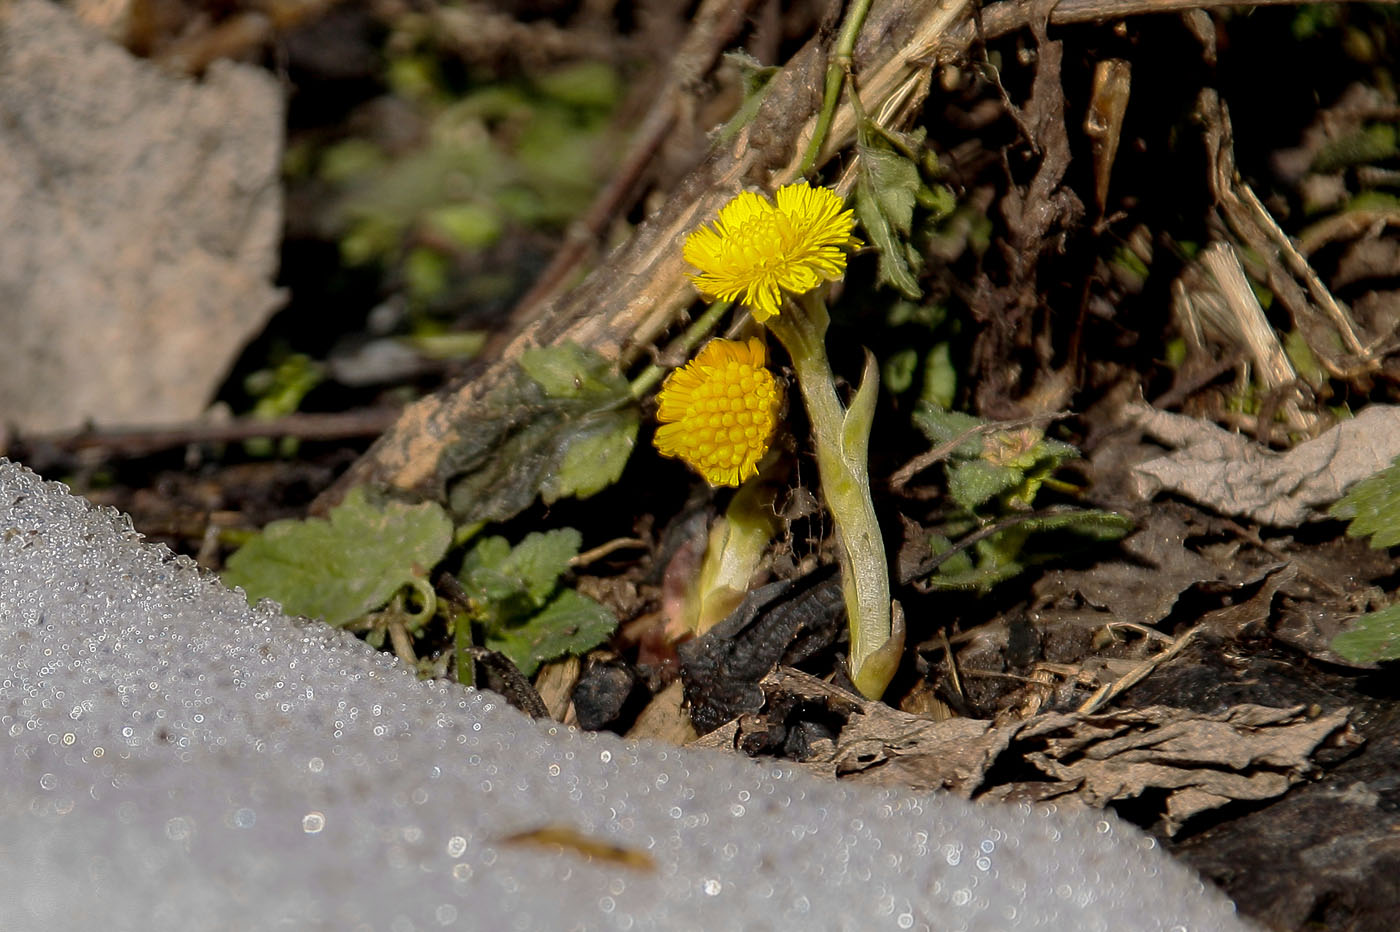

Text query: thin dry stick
(6, 408), (402, 463)
(1235, 182), (1369, 358)
(889, 411), (1068, 490)
(938, 629), (965, 700)
(387, 620), (419, 668)
(1197, 87), (1372, 370)
(1077, 627), (1197, 714)
(569, 536), (648, 567)
(1103, 621), (1176, 646)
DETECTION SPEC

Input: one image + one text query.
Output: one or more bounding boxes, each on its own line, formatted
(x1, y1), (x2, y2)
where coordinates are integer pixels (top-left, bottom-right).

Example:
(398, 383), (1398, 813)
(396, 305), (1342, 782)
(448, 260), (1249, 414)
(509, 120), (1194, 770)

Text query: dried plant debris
(697, 669), (1358, 836)
(1174, 704), (1400, 932)
(1032, 503), (1391, 671)
(1032, 507), (1276, 631)
(678, 571), (844, 736)
(982, 704), (1358, 835)
(1130, 403), (1400, 525)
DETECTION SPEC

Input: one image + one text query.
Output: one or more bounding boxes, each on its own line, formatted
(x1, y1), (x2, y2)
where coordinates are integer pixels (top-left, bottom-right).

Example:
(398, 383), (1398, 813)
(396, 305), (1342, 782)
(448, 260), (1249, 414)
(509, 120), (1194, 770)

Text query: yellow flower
(683, 182), (860, 322)
(654, 337), (782, 487)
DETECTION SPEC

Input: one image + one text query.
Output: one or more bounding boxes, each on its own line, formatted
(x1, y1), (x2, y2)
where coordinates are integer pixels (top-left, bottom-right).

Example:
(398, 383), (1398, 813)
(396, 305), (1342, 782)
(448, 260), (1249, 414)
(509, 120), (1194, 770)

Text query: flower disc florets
(654, 337), (782, 487)
(683, 182), (860, 322)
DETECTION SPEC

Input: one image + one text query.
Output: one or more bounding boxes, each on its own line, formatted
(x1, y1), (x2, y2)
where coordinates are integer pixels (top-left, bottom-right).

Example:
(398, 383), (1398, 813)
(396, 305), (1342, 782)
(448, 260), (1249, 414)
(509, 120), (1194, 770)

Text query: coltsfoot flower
(654, 337), (782, 487)
(683, 182), (860, 322)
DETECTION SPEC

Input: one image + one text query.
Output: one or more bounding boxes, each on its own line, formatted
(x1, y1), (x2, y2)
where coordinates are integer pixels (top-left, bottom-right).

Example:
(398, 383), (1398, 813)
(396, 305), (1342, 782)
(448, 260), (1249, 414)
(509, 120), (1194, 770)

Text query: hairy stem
(766, 293), (898, 698)
(629, 300), (734, 399)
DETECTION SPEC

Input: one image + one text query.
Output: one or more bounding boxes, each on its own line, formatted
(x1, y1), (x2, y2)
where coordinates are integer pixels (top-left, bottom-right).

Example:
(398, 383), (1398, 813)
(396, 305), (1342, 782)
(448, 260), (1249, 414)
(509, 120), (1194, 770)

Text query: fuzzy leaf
(948, 459), (1022, 511)
(484, 590), (617, 677)
(1330, 456), (1400, 548)
(542, 406), (639, 503)
(911, 404), (984, 457)
(519, 342), (625, 400)
(1331, 603), (1400, 663)
(854, 130), (922, 298)
(222, 487), (453, 626)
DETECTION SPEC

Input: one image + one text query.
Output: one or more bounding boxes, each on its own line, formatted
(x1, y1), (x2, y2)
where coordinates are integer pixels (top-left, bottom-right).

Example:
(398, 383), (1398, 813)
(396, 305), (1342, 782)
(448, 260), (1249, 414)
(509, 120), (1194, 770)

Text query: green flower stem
(629, 299), (734, 400)
(798, 0), (874, 178)
(454, 610), (475, 687)
(766, 293), (901, 699)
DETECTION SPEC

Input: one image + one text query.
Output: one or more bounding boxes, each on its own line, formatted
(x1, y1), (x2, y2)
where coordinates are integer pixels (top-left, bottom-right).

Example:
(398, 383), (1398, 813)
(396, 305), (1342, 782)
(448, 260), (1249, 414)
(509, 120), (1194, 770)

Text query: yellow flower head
(654, 337), (782, 487)
(683, 182), (860, 322)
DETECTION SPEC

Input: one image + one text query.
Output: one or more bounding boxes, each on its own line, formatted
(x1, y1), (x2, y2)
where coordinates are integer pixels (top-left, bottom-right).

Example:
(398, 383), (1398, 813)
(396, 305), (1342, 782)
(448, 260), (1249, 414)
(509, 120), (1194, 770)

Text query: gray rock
(0, 0), (283, 432)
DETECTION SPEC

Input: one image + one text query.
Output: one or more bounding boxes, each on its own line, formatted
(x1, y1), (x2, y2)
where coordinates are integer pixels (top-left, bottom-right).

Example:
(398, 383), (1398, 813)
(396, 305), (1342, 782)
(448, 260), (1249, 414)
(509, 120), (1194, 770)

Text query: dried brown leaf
(1130, 403), (1400, 526)
(703, 669), (1357, 836)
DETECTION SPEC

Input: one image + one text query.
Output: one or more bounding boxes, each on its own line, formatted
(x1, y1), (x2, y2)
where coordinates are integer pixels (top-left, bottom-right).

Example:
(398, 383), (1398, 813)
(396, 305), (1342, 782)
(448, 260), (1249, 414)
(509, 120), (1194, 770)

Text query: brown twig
(889, 411), (1069, 491)
(953, 0), (1365, 48)
(4, 407), (401, 463)
(570, 536), (649, 568)
(1076, 626), (1197, 714)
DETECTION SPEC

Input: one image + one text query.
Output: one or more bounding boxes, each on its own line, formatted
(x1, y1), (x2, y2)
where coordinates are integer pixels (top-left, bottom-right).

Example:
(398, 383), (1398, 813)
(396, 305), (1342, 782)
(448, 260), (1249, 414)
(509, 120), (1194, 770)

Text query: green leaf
(484, 589), (617, 677)
(1312, 123), (1398, 173)
(461, 529), (582, 610)
(1330, 455), (1400, 548)
(883, 348), (918, 394)
(458, 530), (618, 676)
(1332, 603), (1400, 663)
(921, 343), (957, 411)
(948, 459), (1023, 511)
(542, 406), (639, 503)
(222, 487), (453, 626)
(854, 125), (923, 298)
(842, 350), (880, 466)
(911, 404), (984, 457)
(922, 510), (1133, 591)
(1016, 509), (1135, 539)
(519, 342), (626, 400)
(534, 61), (621, 110)
(444, 343), (640, 524)
(423, 203), (503, 249)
